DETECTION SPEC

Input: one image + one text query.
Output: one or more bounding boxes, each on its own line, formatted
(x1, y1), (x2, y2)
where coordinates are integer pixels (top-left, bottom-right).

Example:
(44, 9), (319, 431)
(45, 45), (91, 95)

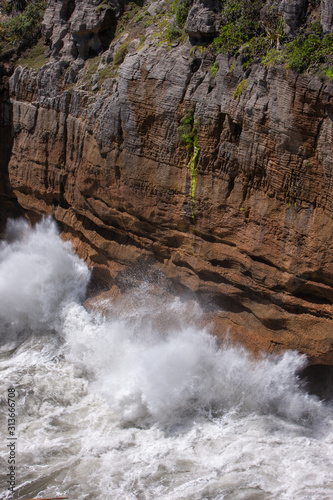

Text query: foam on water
(63, 302), (327, 429)
(0, 219), (332, 500)
(0, 217), (90, 336)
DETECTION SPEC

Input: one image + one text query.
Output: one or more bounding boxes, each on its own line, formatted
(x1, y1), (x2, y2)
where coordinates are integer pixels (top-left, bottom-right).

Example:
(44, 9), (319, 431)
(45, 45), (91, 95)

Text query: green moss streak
(233, 78), (247, 101)
(210, 61), (217, 78)
(188, 137), (200, 218)
(177, 110), (200, 221)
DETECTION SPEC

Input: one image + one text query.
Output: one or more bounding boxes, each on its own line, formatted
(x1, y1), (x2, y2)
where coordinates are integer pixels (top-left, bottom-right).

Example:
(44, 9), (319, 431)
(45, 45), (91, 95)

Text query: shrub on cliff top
(213, 0), (265, 55)
(174, 0), (192, 27)
(211, 0), (274, 70)
(263, 23), (333, 74)
(211, 0), (333, 75)
(287, 32), (333, 73)
(0, 0), (46, 47)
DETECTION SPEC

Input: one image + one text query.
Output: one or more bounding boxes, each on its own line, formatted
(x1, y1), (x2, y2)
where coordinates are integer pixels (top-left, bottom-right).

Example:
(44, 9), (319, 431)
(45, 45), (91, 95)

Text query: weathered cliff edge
(1, 0), (333, 368)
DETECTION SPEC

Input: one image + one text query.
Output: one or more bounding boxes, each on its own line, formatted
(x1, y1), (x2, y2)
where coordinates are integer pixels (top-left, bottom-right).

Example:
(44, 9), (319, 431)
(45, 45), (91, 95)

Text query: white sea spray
(0, 219), (332, 500)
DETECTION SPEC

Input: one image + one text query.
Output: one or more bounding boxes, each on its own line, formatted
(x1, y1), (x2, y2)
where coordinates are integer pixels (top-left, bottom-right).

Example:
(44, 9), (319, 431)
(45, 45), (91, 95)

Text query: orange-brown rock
(1, 2), (333, 367)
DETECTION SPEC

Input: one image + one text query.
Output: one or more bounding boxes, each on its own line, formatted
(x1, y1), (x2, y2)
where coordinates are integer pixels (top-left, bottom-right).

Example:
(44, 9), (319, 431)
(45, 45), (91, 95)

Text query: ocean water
(0, 218), (332, 500)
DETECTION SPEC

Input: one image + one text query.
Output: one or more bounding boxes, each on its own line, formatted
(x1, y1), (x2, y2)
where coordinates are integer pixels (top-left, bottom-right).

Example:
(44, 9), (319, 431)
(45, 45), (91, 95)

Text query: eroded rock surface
(321, 0), (333, 33)
(42, 0), (124, 60)
(1, 0), (333, 365)
(279, 0), (308, 35)
(185, 0), (222, 41)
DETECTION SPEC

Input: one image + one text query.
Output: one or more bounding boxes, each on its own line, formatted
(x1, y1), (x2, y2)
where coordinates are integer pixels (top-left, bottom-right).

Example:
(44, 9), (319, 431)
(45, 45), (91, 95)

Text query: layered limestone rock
(2, 0), (333, 366)
(279, 0), (308, 35)
(0, 64), (24, 232)
(185, 0), (222, 41)
(42, 0), (125, 60)
(321, 0), (333, 33)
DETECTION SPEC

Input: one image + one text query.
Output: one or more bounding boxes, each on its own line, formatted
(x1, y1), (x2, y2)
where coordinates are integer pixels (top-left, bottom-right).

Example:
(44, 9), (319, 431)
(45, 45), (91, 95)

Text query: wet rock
(299, 364), (333, 401)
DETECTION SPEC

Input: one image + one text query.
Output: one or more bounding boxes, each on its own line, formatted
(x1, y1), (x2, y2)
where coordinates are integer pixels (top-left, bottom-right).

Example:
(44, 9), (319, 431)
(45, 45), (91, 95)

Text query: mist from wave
(0, 218), (332, 500)
(0, 217), (89, 337)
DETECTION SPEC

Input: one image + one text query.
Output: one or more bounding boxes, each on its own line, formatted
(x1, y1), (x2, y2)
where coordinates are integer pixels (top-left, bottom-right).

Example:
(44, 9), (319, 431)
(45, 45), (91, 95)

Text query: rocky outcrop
(185, 0), (222, 41)
(1, 0), (333, 366)
(42, 0), (124, 60)
(321, 0), (333, 33)
(279, 0), (308, 36)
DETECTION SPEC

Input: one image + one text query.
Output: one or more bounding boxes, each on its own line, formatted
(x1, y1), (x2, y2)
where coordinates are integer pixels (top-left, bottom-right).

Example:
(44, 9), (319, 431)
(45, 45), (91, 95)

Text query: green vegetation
(16, 38), (48, 69)
(114, 41), (129, 65)
(166, 22), (182, 42)
(233, 79), (247, 101)
(143, 15), (153, 28)
(96, 3), (112, 12)
(177, 108), (200, 219)
(115, 1), (144, 37)
(95, 0), (190, 57)
(2, 0), (331, 82)
(0, 0), (47, 46)
(81, 55), (101, 89)
(189, 135), (200, 205)
(165, 0), (193, 43)
(137, 33), (145, 50)
(98, 65), (115, 82)
(210, 61), (218, 78)
(135, 12), (144, 23)
(263, 29), (333, 74)
(286, 181), (302, 208)
(209, 0), (333, 76)
(210, 0), (286, 70)
(323, 67), (333, 79)
(177, 108), (195, 147)
(79, 55), (117, 90)
(0, 0), (28, 15)
(212, 0), (266, 57)
(174, 0), (192, 27)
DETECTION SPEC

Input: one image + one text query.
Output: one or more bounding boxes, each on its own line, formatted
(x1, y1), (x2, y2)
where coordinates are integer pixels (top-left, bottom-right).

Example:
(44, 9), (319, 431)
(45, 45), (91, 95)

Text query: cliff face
(1, 0), (333, 365)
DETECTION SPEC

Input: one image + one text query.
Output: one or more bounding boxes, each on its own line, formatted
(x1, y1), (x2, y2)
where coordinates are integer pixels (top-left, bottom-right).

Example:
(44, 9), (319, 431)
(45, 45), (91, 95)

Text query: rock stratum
(0, 0), (333, 369)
